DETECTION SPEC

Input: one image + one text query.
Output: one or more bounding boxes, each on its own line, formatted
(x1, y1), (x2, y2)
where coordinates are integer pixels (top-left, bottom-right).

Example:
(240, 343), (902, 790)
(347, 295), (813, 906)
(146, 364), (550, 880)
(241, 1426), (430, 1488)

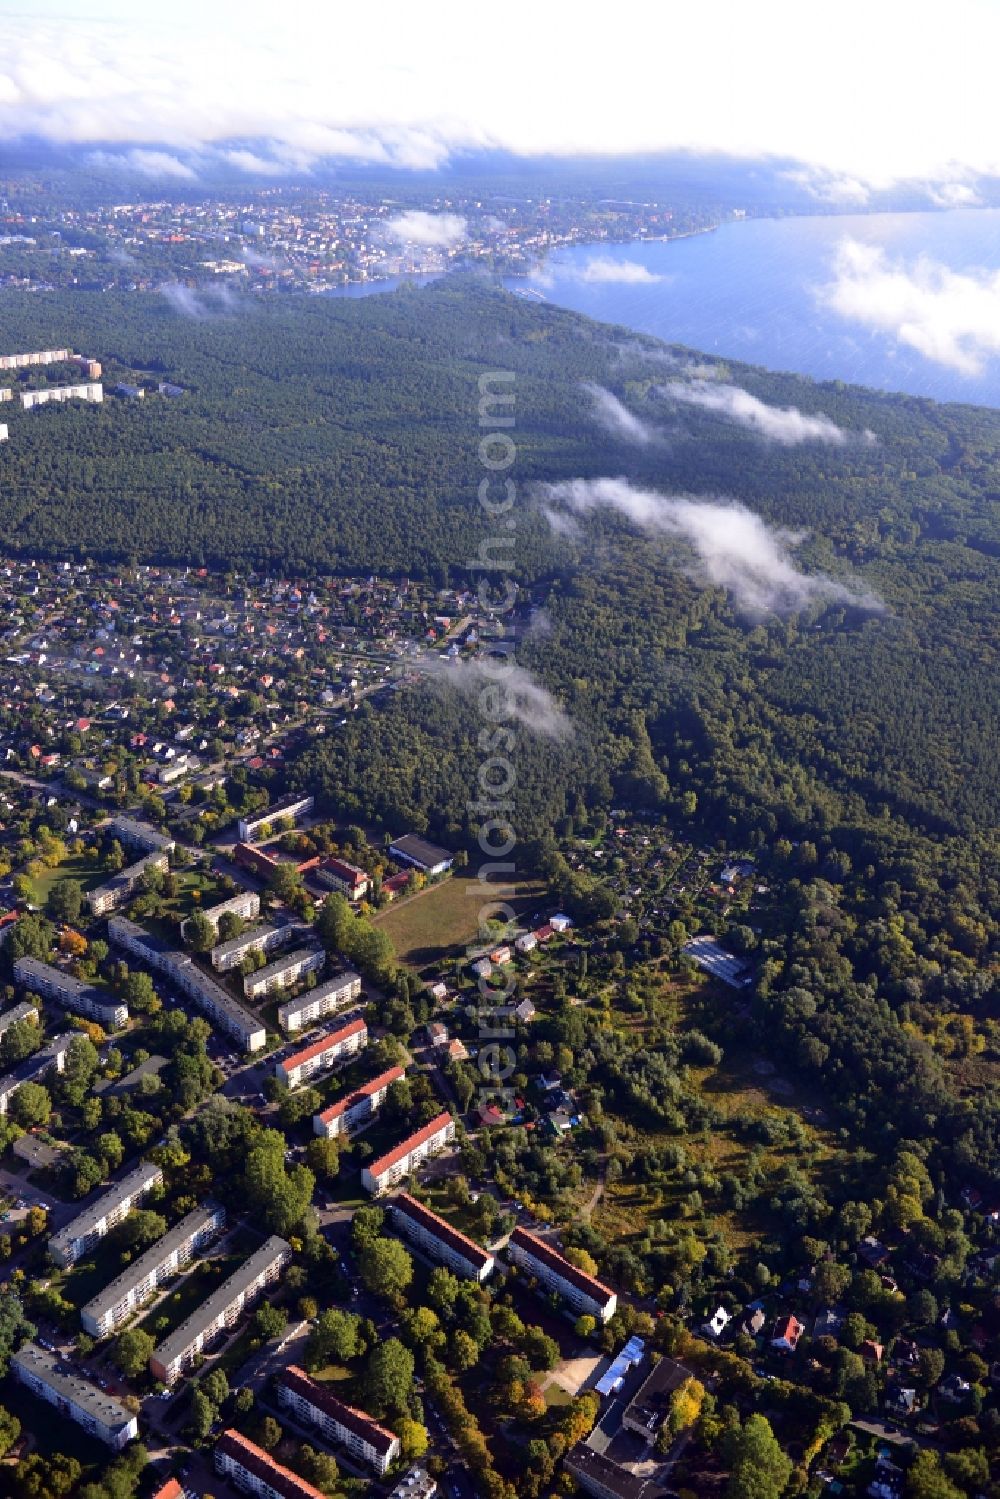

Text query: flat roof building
(243, 946), (324, 1000)
(682, 935), (753, 989)
(313, 1064), (404, 1140)
(88, 850), (170, 917)
(391, 1192), (494, 1282)
(107, 818), (175, 856)
(183, 890), (260, 941)
(621, 1357), (694, 1444)
(81, 1201), (225, 1338)
(21, 382), (103, 409)
(362, 1111), (455, 1196)
(388, 834), (453, 876)
(0, 1000), (38, 1036)
(276, 1365), (400, 1475)
(108, 917), (266, 1052)
(237, 794), (314, 843)
(211, 922), (295, 973)
(13, 956), (128, 1030)
(278, 969), (362, 1034)
(215, 1430), (325, 1499)
(563, 1443), (664, 1499)
(150, 1235), (290, 1383)
(49, 1160), (163, 1268)
(13, 1343), (138, 1450)
(0, 1031), (75, 1116)
(508, 1226), (617, 1324)
(277, 1016), (367, 1090)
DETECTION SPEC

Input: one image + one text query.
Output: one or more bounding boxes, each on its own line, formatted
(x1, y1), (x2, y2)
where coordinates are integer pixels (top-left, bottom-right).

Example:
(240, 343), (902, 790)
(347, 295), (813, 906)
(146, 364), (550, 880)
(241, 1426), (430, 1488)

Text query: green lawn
(27, 853), (105, 911)
(375, 871), (547, 970)
(136, 1252), (243, 1339)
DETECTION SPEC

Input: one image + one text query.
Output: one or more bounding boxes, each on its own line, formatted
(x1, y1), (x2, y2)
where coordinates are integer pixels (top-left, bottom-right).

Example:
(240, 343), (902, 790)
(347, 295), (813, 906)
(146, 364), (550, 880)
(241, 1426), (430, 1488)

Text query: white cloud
(782, 168), (871, 205)
(822, 237), (1000, 375)
(577, 257), (664, 285)
(160, 282), (239, 316)
(927, 181), (981, 207)
(89, 147), (197, 179)
(665, 380), (864, 445)
(5, 2), (1000, 188)
(415, 656), (572, 739)
(584, 384), (657, 445)
(540, 476), (882, 617)
(384, 210), (468, 248)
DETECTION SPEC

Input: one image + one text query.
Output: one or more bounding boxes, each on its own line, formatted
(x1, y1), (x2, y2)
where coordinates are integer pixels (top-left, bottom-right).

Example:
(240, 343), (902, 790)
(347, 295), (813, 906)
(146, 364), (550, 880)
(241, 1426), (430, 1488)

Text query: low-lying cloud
(160, 282), (240, 317)
(822, 237), (1000, 374)
(540, 477), (882, 618)
(533, 256), (666, 290)
(414, 656), (572, 740)
(89, 147), (197, 180)
(665, 379), (866, 445)
(584, 384), (657, 445)
(385, 210), (467, 248)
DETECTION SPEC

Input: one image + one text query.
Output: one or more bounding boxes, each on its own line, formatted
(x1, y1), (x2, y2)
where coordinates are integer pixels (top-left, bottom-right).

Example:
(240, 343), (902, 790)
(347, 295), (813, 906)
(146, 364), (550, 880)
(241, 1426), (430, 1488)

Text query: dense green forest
(3, 277), (999, 1170)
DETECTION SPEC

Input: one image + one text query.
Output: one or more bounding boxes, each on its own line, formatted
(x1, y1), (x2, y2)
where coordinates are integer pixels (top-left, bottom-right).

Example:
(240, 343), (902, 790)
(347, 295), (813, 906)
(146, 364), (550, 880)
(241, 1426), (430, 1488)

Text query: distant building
(771, 1314), (805, 1353)
(243, 946), (324, 1000)
(150, 1236), (290, 1383)
(276, 1365), (400, 1475)
(0, 424), (7, 443)
(0, 1031), (75, 1116)
(21, 382), (103, 409)
(13, 956), (128, 1029)
(391, 1192), (495, 1282)
(0, 1001), (39, 1038)
(277, 968), (362, 1034)
(388, 834), (453, 876)
(362, 1111), (455, 1195)
(312, 1063), (404, 1139)
(215, 1430), (325, 1499)
(0, 348), (71, 370)
(81, 1201), (225, 1337)
(114, 383), (144, 399)
(13, 1343), (138, 1450)
(49, 1160), (164, 1267)
(682, 935), (753, 989)
(211, 922), (294, 973)
(88, 849), (170, 916)
(507, 1226), (617, 1323)
(237, 794), (314, 843)
(276, 1016), (367, 1090)
(182, 889), (260, 941)
(315, 857), (370, 899)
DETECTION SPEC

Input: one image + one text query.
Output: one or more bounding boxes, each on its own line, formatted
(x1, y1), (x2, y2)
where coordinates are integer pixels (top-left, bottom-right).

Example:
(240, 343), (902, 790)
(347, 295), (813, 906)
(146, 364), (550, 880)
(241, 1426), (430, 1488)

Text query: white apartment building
(87, 849), (170, 917)
(277, 968), (362, 1034)
(361, 1111), (455, 1196)
(507, 1227), (617, 1324)
(0, 348), (71, 369)
(276, 1016), (367, 1089)
(276, 1365), (400, 1476)
(49, 1160), (164, 1267)
(391, 1192), (495, 1282)
(13, 956), (128, 1029)
(243, 946), (324, 1000)
(183, 889), (259, 941)
(13, 1343), (138, 1450)
(150, 1236), (290, 1383)
(81, 1201), (226, 1337)
(21, 382), (104, 408)
(237, 794), (314, 842)
(211, 922), (292, 973)
(313, 1064), (404, 1140)
(0, 1001), (39, 1038)
(0, 1032), (75, 1116)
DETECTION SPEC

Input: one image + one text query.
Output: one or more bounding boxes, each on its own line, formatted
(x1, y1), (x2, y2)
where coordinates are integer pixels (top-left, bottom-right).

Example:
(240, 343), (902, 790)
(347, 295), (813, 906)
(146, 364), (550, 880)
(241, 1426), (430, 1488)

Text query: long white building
(243, 946), (324, 1000)
(13, 956), (128, 1030)
(88, 850), (170, 917)
(276, 1365), (400, 1476)
(0, 1000), (39, 1037)
(277, 968), (362, 1034)
(0, 1031), (76, 1116)
(361, 1111), (455, 1196)
(150, 1235), (290, 1383)
(391, 1192), (495, 1282)
(108, 917), (266, 1052)
(21, 382), (103, 409)
(211, 922), (293, 973)
(81, 1201), (226, 1337)
(237, 794), (314, 842)
(13, 1343), (138, 1450)
(49, 1160), (164, 1267)
(276, 1016), (367, 1090)
(313, 1064), (404, 1140)
(182, 889), (259, 941)
(507, 1226), (617, 1324)
(0, 348), (71, 369)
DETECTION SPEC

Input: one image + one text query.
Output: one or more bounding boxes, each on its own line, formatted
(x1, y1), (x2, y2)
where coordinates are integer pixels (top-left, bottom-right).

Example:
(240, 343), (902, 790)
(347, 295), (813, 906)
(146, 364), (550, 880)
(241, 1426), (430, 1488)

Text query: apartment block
(361, 1111), (455, 1196)
(88, 850), (170, 917)
(183, 889), (260, 941)
(313, 1064), (404, 1140)
(237, 794), (314, 842)
(21, 382), (104, 409)
(49, 1160), (164, 1267)
(507, 1226), (617, 1324)
(13, 1343), (138, 1450)
(107, 818), (176, 857)
(13, 956), (128, 1029)
(211, 922), (294, 973)
(0, 1000), (39, 1037)
(215, 1430), (325, 1499)
(277, 1016), (367, 1090)
(81, 1201), (226, 1338)
(0, 348), (71, 369)
(276, 1365), (400, 1476)
(150, 1236), (290, 1383)
(0, 1031), (75, 1116)
(243, 946), (324, 1000)
(108, 917), (266, 1052)
(315, 857), (370, 899)
(391, 1192), (495, 1282)
(277, 969), (362, 1034)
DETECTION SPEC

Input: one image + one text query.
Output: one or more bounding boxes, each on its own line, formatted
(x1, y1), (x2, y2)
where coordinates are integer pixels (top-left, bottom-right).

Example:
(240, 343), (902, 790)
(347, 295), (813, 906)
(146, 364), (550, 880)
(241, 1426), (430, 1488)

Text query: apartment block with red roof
(312, 1064), (404, 1139)
(361, 1110), (455, 1195)
(276, 1366), (400, 1476)
(214, 1430), (326, 1499)
(391, 1192), (495, 1282)
(507, 1226), (617, 1323)
(276, 1016), (367, 1089)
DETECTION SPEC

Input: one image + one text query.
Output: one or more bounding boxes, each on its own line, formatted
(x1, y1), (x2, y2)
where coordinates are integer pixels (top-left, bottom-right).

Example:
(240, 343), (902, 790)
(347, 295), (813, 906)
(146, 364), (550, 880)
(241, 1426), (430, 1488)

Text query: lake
(504, 208), (1000, 407)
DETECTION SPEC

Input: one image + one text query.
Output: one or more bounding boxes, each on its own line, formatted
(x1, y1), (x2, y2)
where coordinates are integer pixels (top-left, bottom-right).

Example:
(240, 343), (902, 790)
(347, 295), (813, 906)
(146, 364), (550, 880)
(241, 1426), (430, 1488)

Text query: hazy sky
(1, 0), (998, 193)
